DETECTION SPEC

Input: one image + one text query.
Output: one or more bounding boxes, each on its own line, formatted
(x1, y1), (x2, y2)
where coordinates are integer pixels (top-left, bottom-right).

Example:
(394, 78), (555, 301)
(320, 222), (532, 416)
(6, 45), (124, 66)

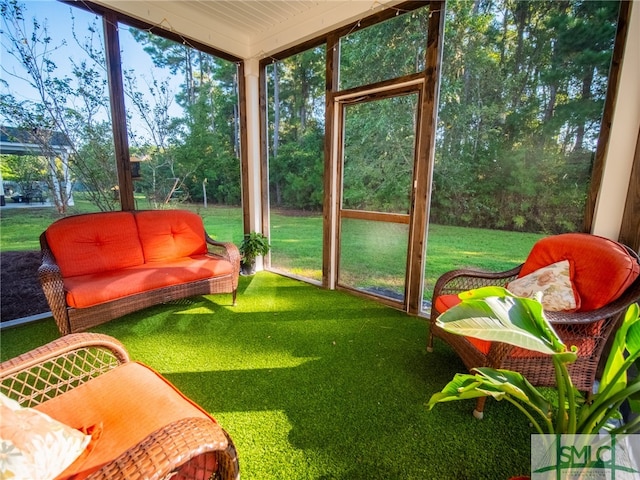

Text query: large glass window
(266, 46), (326, 282)
(0, 0), (242, 244)
(338, 7), (429, 90)
(120, 26), (243, 242)
(422, 0), (620, 311)
(1, 1), (115, 213)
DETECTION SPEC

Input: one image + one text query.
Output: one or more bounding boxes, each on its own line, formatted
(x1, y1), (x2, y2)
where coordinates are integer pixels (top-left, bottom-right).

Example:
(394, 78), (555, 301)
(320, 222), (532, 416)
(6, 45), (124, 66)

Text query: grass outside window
(0, 202), (543, 303)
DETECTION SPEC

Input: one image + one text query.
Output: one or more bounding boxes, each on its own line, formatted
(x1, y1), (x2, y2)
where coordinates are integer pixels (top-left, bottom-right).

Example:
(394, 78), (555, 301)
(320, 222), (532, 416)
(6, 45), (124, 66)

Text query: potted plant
(239, 231), (270, 275)
(427, 287), (640, 436)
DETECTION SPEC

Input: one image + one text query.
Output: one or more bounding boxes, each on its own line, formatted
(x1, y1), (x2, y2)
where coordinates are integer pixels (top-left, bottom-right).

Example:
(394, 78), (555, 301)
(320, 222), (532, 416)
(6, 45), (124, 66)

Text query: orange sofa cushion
(135, 210), (208, 262)
(35, 362), (217, 480)
(64, 255), (234, 308)
(519, 233), (639, 312)
(45, 212), (144, 278)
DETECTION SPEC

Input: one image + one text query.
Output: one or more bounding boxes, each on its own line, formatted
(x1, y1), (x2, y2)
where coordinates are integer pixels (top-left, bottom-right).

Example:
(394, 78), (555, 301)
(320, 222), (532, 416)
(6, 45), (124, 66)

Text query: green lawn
(0, 202), (544, 301)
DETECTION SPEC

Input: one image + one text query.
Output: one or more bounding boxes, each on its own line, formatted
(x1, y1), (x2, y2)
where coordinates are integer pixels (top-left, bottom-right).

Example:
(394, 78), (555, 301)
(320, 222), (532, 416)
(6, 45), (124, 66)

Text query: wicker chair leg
(473, 397), (486, 419)
(426, 332), (434, 353)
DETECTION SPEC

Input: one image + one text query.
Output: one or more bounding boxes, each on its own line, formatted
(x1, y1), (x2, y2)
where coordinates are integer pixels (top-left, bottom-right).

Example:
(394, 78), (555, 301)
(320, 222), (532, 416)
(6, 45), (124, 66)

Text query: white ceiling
(96, 0), (401, 60)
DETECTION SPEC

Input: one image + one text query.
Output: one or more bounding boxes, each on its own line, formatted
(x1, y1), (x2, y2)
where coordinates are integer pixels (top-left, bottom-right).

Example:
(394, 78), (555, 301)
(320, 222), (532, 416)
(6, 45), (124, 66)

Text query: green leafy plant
(239, 231), (271, 274)
(427, 287), (640, 435)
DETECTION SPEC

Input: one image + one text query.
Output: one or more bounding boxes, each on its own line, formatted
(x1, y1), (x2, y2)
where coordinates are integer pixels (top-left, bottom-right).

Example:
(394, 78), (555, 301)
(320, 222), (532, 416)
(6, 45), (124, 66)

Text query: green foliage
(341, 95), (418, 213)
(430, 0), (618, 234)
(267, 46), (326, 211)
(0, 0), (119, 212)
(339, 8), (429, 89)
(1, 1), (242, 212)
(2, 0), (620, 232)
(0, 154), (47, 192)
(239, 231), (271, 264)
(269, 124), (324, 210)
(128, 31), (241, 208)
(428, 287), (640, 435)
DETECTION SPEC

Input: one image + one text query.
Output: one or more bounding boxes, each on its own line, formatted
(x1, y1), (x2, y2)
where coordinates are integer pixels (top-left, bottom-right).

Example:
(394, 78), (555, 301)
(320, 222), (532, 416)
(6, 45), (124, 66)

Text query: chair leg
(427, 332), (434, 353)
(473, 397), (486, 419)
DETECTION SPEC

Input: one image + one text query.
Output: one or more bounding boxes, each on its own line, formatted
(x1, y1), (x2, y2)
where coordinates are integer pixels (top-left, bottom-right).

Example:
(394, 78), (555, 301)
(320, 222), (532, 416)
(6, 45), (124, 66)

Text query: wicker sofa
(0, 332), (239, 479)
(39, 210), (240, 335)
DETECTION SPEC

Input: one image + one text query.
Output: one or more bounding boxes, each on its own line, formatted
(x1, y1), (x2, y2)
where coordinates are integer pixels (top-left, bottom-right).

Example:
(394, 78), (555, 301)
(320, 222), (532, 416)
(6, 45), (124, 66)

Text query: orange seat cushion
(64, 255), (234, 308)
(434, 294), (491, 355)
(135, 210), (208, 262)
(45, 212), (144, 278)
(519, 233), (639, 312)
(35, 362), (217, 480)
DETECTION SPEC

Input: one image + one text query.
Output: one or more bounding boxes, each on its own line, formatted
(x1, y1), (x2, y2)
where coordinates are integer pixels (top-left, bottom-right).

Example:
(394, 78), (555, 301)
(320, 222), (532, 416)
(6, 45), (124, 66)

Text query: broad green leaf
(600, 304), (640, 394)
(473, 367), (552, 414)
(626, 376), (640, 415)
(427, 374), (493, 408)
(625, 305), (640, 355)
(437, 287), (565, 354)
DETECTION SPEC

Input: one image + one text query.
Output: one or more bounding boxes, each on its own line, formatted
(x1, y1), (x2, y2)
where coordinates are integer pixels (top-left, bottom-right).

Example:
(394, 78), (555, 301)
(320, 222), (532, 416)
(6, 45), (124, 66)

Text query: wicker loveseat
(0, 333), (239, 479)
(39, 210), (240, 335)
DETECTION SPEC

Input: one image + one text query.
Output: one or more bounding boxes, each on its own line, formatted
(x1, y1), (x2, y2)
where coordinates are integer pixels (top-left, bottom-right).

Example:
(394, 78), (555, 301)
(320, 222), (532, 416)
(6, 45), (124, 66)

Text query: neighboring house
(0, 126), (73, 207)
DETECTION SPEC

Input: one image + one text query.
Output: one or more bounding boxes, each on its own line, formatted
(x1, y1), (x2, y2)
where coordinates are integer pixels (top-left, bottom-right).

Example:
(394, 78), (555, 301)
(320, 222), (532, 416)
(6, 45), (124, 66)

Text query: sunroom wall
(592, 1), (640, 242)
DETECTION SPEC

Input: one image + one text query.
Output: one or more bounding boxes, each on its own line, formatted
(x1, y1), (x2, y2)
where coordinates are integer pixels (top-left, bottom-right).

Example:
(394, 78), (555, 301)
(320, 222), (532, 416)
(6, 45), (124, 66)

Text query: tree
(431, 0), (618, 233)
(267, 46), (326, 210)
(128, 29), (241, 206)
(0, 0), (119, 212)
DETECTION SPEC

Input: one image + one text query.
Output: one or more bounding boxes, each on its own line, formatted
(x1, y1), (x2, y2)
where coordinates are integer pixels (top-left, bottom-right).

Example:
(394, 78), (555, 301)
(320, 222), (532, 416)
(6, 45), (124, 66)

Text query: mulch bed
(1, 251), (49, 322)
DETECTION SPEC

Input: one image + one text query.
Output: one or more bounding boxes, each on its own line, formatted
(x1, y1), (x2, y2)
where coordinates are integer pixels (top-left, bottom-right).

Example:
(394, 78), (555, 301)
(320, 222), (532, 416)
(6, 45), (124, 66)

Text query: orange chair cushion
(64, 255), (234, 308)
(135, 210), (208, 262)
(35, 362), (217, 480)
(434, 294), (491, 355)
(45, 212), (144, 278)
(519, 233), (639, 312)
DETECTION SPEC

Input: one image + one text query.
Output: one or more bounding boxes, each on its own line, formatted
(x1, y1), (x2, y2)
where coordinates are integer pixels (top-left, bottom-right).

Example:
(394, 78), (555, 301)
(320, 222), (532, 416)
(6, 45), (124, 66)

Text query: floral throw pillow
(0, 393), (91, 480)
(507, 259), (580, 311)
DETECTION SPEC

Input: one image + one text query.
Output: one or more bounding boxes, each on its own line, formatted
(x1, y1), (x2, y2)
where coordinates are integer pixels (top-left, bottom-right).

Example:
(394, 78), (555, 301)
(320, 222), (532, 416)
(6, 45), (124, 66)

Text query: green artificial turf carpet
(0, 272), (532, 479)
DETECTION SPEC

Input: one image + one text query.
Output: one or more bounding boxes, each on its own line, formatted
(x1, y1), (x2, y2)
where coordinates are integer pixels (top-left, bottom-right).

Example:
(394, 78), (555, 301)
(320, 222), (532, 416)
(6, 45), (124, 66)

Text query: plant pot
(240, 261), (256, 276)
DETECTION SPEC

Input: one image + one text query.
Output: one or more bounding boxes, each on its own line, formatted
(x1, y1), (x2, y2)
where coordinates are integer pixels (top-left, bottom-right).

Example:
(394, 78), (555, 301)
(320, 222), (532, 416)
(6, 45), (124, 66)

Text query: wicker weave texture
(428, 246), (640, 402)
(38, 212), (241, 336)
(0, 333), (240, 480)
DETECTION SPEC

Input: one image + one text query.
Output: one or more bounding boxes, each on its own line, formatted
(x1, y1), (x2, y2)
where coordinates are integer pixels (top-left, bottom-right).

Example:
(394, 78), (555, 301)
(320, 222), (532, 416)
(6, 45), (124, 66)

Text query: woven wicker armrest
(545, 276), (640, 325)
(38, 231), (72, 334)
(0, 333), (129, 407)
(432, 265), (523, 299)
(206, 234), (241, 269)
(87, 417), (239, 480)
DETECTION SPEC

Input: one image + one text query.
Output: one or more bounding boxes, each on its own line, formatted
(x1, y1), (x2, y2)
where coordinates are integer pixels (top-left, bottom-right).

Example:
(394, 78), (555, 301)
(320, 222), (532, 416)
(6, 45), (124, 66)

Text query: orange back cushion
(45, 212), (144, 278)
(519, 233), (639, 311)
(135, 210), (208, 262)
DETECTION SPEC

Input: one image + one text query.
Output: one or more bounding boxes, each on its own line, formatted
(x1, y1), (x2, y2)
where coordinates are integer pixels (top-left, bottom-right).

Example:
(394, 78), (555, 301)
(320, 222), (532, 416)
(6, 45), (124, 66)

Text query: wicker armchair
(427, 233), (640, 418)
(0, 333), (239, 480)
